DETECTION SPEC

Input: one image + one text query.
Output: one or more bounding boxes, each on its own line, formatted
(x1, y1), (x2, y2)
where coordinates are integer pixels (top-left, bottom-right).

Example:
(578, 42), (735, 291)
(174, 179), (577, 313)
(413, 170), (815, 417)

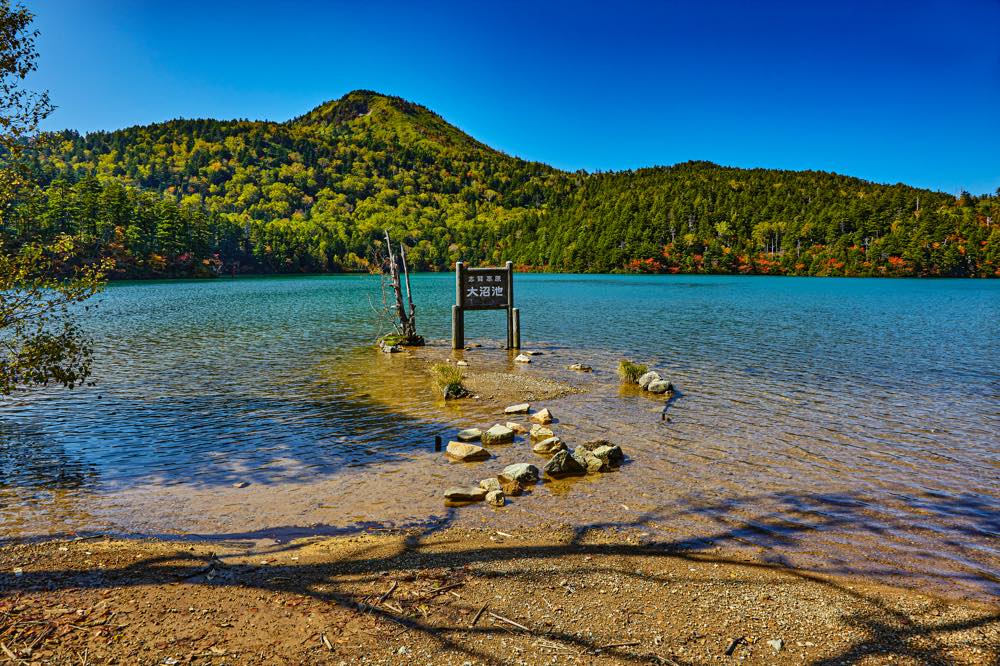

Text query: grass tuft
(431, 363), (466, 398)
(617, 359), (648, 384)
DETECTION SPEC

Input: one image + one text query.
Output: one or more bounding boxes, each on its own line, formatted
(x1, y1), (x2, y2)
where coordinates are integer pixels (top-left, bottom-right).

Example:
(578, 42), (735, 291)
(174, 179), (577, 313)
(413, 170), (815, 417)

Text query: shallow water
(1, 274), (998, 599)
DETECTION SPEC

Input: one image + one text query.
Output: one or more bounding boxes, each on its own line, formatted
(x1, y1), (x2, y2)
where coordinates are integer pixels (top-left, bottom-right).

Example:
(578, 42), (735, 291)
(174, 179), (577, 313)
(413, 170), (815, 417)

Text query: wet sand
(1, 528), (997, 665)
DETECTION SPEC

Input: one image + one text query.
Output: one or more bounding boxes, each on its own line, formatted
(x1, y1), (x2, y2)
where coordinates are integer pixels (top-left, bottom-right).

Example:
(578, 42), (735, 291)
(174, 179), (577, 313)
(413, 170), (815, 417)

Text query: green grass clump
(431, 363), (466, 398)
(617, 359), (648, 384)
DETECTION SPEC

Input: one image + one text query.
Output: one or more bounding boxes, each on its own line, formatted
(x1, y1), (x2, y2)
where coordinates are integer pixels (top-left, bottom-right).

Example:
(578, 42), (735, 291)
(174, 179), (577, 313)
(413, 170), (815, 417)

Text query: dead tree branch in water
(368, 232), (423, 348)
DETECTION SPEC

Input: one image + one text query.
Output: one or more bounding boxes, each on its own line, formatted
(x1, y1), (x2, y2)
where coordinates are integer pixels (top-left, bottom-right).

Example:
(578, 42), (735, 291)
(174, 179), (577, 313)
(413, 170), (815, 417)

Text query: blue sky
(30, 0), (1000, 194)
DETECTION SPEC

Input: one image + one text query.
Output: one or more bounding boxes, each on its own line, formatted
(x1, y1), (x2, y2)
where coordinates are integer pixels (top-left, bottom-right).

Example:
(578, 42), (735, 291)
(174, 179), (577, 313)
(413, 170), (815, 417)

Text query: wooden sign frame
(452, 261), (520, 350)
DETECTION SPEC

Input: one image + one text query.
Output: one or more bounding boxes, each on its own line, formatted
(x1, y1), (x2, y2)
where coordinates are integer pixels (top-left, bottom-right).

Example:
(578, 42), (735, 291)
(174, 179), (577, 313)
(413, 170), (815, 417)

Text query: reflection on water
(0, 274), (998, 599)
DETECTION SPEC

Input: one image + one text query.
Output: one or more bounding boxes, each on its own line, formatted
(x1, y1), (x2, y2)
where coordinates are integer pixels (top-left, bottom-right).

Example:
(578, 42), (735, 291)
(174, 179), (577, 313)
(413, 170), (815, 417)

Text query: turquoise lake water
(1, 274), (998, 599)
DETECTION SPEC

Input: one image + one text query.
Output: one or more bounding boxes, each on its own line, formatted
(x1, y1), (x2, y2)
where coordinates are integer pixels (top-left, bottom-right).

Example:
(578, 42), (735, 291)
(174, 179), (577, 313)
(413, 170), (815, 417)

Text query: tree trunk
(384, 230), (416, 339)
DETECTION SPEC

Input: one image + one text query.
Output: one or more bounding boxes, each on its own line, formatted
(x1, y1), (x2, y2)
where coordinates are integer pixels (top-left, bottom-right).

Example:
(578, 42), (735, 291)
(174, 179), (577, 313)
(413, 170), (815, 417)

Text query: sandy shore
(1, 527), (997, 665)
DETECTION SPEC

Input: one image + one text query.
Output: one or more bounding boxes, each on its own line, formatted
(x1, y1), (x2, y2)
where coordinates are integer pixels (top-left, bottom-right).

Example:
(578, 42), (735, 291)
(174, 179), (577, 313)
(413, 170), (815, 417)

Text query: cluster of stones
(443, 402), (626, 507)
(638, 370), (674, 394)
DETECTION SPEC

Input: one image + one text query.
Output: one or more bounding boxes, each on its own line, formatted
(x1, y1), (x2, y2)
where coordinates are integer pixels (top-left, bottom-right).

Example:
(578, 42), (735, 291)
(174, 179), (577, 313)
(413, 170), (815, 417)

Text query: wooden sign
(460, 267), (509, 310)
(452, 261), (520, 349)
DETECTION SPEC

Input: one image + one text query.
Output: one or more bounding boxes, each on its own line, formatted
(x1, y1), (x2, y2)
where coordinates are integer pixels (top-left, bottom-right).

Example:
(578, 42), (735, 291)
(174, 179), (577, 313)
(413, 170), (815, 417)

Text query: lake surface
(1, 274), (998, 600)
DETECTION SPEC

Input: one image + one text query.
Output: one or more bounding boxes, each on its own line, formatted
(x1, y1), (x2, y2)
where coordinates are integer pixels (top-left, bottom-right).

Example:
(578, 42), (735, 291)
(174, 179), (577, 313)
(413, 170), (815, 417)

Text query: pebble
(445, 441), (490, 461)
(456, 428), (482, 442)
(505, 421), (529, 433)
(443, 486), (488, 502)
(768, 639), (784, 653)
(529, 407), (553, 424)
(501, 463), (540, 484)
(481, 424), (515, 445)
(504, 403), (530, 414)
(479, 478), (502, 492)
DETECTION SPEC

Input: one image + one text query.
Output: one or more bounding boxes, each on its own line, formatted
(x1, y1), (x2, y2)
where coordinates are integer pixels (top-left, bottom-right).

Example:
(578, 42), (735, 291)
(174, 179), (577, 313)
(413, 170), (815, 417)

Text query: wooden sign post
(452, 261), (520, 350)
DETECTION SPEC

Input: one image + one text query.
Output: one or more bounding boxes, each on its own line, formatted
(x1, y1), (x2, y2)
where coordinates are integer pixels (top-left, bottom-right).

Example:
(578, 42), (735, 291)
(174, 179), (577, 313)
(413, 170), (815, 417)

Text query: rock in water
(456, 428), (482, 442)
(504, 403), (531, 414)
(496, 473), (525, 496)
(529, 408), (553, 424)
(532, 436), (566, 455)
(444, 486), (488, 502)
(481, 424), (515, 445)
(513, 354), (532, 363)
(579, 439), (611, 451)
(485, 490), (505, 507)
(647, 379), (673, 394)
(501, 463), (540, 484)
(567, 363), (592, 372)
(543, 450), (587, 477)
(506, 421), (529, 433)
(445, 441), (490, 461)
(572, 447), (606, 473)
(529, 424), (554, 440)
(479, 477), (502, 493)
(592, 444), (625, 468)
(638, 371), (661, 389)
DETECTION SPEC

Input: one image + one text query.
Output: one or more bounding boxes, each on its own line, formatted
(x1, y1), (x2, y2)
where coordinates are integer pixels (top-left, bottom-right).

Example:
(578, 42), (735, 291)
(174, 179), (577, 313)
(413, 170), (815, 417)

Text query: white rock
(481, 424), (515, 445)
(485, 490), (505, 507)
(647, 379), (672, 394)
(529, 408), (553, 424)
(513, 354), (532, 363)
(638, 371), (661, 389)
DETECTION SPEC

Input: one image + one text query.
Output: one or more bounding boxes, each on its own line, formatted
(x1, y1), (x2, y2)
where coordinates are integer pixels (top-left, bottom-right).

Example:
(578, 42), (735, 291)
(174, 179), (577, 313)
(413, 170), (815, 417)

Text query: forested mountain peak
(288, 89), (496, 156)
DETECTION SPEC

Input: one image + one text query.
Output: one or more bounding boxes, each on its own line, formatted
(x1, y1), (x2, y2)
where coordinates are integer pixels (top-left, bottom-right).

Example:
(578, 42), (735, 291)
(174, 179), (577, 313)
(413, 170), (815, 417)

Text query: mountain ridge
(13, 90), (999, 278)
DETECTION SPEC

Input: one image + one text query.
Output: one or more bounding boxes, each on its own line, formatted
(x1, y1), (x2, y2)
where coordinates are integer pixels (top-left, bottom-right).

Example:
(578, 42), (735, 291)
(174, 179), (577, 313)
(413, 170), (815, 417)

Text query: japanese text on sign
(461, 268), (508, 309)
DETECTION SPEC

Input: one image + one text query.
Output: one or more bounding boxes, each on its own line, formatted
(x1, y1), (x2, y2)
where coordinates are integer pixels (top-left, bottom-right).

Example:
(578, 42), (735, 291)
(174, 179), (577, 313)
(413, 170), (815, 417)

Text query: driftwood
(373, 230), (422, 345)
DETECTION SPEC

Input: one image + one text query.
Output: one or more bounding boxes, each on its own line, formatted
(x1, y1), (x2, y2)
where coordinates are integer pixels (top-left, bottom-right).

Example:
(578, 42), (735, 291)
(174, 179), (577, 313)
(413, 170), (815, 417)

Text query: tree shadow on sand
(2, 492), (997, 664)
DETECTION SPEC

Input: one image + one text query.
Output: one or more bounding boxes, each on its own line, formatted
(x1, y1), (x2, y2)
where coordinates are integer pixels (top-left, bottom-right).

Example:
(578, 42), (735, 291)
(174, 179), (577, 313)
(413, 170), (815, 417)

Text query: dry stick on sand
(488, 612), (530, 632)
(428, 582), (464, 596)
(376, 580), (397, 605)
(470, 603), (488, 627)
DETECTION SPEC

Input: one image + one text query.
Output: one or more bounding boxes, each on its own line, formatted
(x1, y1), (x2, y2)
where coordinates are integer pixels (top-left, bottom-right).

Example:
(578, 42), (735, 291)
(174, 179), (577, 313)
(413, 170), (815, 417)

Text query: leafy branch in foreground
(0, 1), (110, 397)
(0, 235), (111, 395)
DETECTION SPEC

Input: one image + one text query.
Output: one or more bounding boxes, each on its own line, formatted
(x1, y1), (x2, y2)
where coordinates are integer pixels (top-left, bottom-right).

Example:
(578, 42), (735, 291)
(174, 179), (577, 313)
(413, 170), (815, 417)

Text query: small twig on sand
(377, 581), (397, 605)
(321, 634), (333, 651)
(428, 582), (463, 595)
(598, 641), (641, 650)
(488, 612), (530, 632)
(724, 636), (745, 656)
(1, 642), (23, 663)
(470, 603), (488, 627)
(27, 626), (53, 651)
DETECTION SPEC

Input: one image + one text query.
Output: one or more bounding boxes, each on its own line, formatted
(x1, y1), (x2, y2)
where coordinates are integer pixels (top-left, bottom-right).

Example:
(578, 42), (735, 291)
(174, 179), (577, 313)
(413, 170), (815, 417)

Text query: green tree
(0, 0), (109, 396)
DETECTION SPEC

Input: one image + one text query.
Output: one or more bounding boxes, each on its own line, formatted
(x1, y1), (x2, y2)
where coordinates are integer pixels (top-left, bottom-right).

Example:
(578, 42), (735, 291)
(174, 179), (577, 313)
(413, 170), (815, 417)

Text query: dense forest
(6, 90), (998, 278)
